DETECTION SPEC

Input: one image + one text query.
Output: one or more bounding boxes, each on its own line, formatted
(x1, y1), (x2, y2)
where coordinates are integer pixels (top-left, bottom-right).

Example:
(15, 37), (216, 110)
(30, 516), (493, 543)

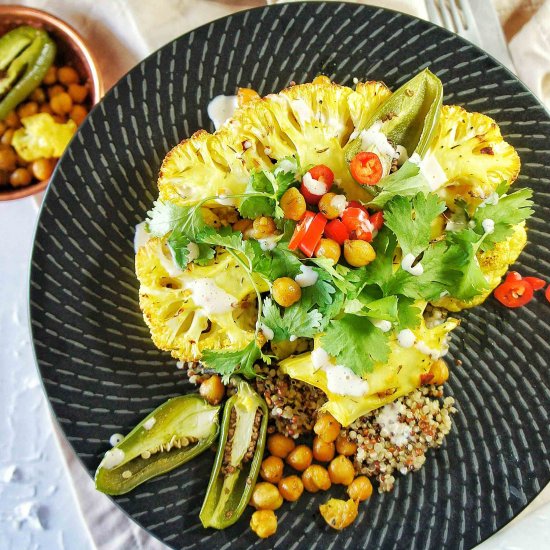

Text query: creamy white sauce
(353, 77), (359, 85)
(372, 319), (392, 333)
(258, 236), (278, 251)
(274, 158), (298, 177)
(143, 417), (156, 431)
(401, 253), (424, 276)
(376, 402), (411, 446)
(359, 120), (397, 176)
(100, 448), (125, 470)
(295, 264), (318, 288)
(186, 279), (236, 314)
(207, 94), (238, 130)
(187, 242), (200, 262)
(330, 194), (348, 215)
(415, 339), (447, 359)
(397, 329), (416, 348)
(289, 334), (298, 342)
(311, 348), (369, 397)
(109, 433), (124, 447)
(302, 171), (326, 196)
(260, 323), (275, 341)
(134, 222), (150, 253)
(410, 151), (447, 190)
(482, 218), (495, 234)
(479, 192), (499, 207)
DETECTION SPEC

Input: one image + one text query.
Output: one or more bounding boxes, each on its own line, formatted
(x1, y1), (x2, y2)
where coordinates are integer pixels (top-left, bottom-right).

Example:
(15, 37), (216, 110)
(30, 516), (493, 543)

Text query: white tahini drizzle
(311, 348), (370, 397)
(302, 172), (326, 195)
(397, 329), (416, 348)
(259, 323), (275, 341)
(376, 402), (411, 446)
(207, 95), (238, 130)
(482, 218), (495, 234)
(134, 222), (150, 252)
(295, 264), (318, 288)
(186, 279), (236, 314)
(372, 319), (392, 333)
(401, 253), (424, 276)
(258, 236), (278, 251)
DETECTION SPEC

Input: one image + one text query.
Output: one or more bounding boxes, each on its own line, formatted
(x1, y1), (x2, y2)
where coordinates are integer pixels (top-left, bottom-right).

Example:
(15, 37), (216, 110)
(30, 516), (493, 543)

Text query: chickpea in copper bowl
(0, 5), (103, 201)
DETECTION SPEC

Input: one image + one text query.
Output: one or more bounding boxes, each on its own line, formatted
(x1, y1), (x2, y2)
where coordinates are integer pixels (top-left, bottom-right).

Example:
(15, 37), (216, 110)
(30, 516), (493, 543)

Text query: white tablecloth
(0, 1), (548, 549)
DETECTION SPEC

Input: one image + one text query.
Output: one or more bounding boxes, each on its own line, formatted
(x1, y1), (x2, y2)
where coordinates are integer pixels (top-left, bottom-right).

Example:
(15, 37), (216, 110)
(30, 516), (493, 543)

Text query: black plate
(30, 2), (550, 548)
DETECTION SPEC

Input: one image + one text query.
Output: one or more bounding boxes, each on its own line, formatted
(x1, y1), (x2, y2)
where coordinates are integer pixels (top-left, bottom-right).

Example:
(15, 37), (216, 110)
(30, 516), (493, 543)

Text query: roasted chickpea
(70, 105), (88, 125)
(318, 193), (346, 219)
(429, 358), (449, 385)
(40, 104), (54, 115)
(252, 216), (276, 238)
(0, 121), (5, 135)
(314, 238), (341, 264)
(232, 218), (253, 234)
(199, 374), (225, 405)
(272, 277), (301, 307)
(335, 435), (357, 456)
(9, 167), (32, 187)
(260, 456), (284, 484)
(4, 111), (20, 128)
(280, 187), (306, 221)
(31, 158), (55, 181)
(43, 66), (57, 85)
(314, 412), (341, 443)
(343, 239), (376, 267)
(286, 444), (313, 472)
(249, 482), (283, 510)
(278, 475), (304, 502)
(47, 84), (65, 99)
(319, 498), (358, 530)
(312, 436), (335, 462)
(328, 455), (355, 486)
(1, 129), (15, 146)
(17, 101), (39, 119)
(347, 476), (373, 502)
(58, 66), (79, 85)
(67, 83), (88, 104)
(30, 87), (47, 104)
(0, 170), (9, 186)
(0, 146), (17, 171)
(267, 433), (295, 459)
(302, 464), (331, 492)
(250, 509), (277, 538)
(50, 92), (73, 115)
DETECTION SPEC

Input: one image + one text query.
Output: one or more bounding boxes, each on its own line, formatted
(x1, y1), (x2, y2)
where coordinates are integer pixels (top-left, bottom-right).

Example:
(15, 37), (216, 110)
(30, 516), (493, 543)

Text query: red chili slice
(523, 277), (546, 291)
(505, 271), (523, 283)
(494, 279), (534, 308)
(299, 213), (327, 257)
(341, 207), (370, 232)
(350, 152), (383, 185)
(288, 211), (315, 251)
(300, 165), (334, 205)
(324, 219), (350, 245)
(369, 211), (384, 231)
(546, 285), (550, 304)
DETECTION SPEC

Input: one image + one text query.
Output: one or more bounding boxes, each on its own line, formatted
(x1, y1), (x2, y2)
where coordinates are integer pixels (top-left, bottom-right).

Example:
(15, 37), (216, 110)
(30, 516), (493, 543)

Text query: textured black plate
(30, 2), (550, 549)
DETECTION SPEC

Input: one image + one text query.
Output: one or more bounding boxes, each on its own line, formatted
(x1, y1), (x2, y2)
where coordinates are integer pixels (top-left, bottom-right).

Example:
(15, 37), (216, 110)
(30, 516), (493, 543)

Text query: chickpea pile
(249, 412), (374, 538)
(0, 64), (90, 190)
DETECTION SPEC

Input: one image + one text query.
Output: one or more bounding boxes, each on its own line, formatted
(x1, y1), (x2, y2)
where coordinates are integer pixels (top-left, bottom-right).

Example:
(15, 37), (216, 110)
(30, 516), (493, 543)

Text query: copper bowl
(0, 5), (104, 201)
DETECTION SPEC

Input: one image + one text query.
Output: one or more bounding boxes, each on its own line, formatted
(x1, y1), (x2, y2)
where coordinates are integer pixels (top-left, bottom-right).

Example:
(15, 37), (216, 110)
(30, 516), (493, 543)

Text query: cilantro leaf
(201, 340), (262, 383)
(368, 160), (431, 208)
(239, 160), (297, 219)
(472, 188), (533, 251)
(146, 200), (188, 237)
(396, 296), (422, 330)
(321, 314), (390, 376)
(384, 192), (446, 257)
(247, 240), (302, 281)
(261, 298), (322, 342)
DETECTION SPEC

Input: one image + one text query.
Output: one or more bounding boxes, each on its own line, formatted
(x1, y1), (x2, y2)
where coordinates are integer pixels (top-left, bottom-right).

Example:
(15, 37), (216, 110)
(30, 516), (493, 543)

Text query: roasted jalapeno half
(200, 379), (268, 529)
(95, 394), (220, 495)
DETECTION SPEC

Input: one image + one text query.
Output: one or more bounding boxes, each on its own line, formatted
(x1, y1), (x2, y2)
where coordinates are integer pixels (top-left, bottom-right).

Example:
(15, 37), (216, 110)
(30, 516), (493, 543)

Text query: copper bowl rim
(0, 5), (104, 201)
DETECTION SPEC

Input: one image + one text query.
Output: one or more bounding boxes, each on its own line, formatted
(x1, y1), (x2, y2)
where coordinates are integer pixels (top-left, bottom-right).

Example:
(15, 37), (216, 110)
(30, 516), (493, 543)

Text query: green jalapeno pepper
(0, 26), (56, 121)
(95, 394), (220, 495)
(346, 68), (443, 161)
(200, 380), (268, 529)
